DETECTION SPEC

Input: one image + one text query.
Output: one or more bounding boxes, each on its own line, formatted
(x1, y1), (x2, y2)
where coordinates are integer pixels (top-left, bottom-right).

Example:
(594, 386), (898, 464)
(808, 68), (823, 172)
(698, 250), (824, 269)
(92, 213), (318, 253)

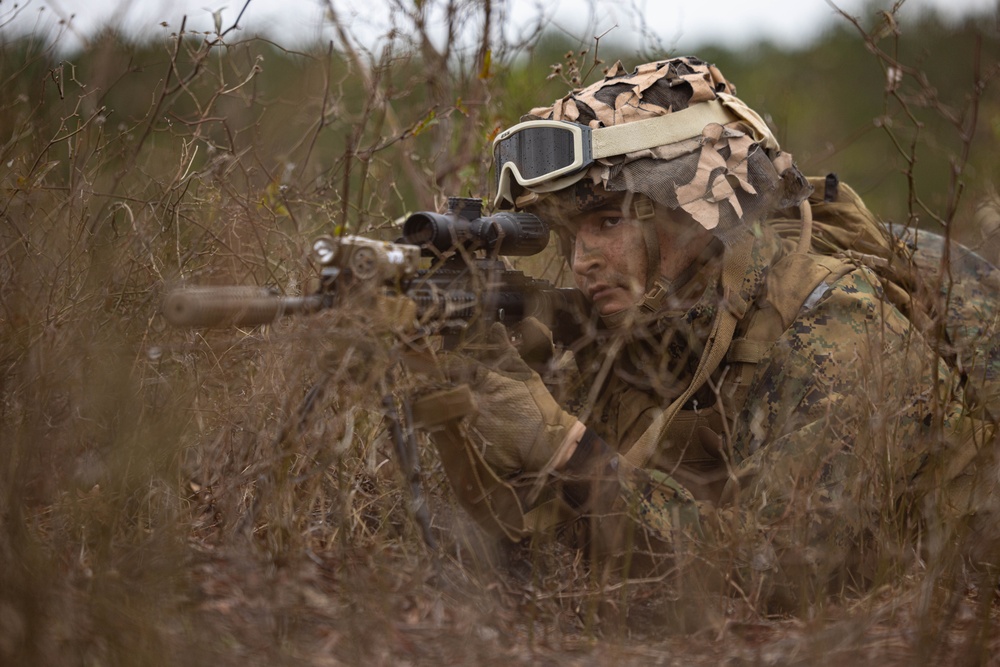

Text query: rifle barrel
(162, 287), (324, 328)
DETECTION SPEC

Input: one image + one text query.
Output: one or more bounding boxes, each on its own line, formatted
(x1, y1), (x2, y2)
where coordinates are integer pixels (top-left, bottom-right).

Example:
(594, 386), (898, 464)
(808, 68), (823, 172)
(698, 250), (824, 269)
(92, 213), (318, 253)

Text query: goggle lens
(494, 125), (580, 182)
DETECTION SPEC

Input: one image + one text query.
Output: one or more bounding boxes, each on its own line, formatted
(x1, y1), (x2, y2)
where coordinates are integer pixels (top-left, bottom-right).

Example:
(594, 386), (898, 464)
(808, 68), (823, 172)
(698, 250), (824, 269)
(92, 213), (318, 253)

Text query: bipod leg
(382, 393), (437, 550)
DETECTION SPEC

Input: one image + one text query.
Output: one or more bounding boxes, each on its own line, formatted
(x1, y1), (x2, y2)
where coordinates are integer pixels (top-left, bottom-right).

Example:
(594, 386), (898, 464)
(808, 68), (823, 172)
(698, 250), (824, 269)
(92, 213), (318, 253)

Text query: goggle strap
(591, 100), (738, 159)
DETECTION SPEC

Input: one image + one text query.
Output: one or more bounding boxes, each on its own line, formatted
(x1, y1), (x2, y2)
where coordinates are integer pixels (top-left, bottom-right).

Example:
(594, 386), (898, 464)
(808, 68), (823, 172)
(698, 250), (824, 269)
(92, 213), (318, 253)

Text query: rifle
(162, 197), (586, 344)
(162, 197), (590, 549)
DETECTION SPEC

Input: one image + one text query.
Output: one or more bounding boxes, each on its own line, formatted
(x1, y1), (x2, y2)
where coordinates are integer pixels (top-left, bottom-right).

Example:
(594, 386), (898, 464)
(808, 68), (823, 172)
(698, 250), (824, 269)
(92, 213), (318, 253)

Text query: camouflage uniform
(568, 196), (1000, 601)
(468, 57), (1000, 602)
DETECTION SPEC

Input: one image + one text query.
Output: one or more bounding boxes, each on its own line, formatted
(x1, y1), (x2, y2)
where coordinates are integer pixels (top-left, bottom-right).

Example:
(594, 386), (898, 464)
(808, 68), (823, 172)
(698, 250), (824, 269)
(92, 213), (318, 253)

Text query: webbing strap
(727, 338), (772, 364)
(623, 231), (755, 468)
(591, 100), (738, 159)
(796, 198), (815, 254)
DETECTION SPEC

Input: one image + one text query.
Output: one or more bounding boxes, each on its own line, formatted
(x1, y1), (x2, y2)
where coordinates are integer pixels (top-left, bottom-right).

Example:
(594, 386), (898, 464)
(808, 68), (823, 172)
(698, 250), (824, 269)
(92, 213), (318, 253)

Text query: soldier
(413, 56), (1000, 606)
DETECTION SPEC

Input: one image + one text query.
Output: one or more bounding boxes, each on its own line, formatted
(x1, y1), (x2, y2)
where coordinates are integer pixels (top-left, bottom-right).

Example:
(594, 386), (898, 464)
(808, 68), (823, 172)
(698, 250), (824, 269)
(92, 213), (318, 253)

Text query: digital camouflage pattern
(893, 225), (1000, 406)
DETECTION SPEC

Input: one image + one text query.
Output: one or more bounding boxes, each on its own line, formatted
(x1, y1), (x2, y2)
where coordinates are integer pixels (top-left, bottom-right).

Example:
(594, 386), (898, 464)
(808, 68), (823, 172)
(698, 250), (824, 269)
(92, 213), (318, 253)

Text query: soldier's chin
(598, 303), (641, 329)
(593, 299), (623, 317)
(597, 294), (646, 317)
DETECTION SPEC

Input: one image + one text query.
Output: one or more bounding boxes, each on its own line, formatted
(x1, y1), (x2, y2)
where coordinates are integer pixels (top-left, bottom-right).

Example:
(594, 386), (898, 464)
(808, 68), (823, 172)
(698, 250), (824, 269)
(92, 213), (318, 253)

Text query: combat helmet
(492, 56), (812, 240)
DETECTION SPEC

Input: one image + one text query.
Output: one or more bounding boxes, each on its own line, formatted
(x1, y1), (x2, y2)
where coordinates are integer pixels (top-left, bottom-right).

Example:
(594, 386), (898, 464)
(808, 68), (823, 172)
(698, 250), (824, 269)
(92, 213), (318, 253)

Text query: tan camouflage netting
(515, 57), (812, 236)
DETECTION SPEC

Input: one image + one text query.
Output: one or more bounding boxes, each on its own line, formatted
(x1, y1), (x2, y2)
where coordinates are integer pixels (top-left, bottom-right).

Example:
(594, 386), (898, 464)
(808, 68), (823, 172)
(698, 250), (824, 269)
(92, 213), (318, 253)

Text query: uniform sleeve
(731, 264), (962, 489)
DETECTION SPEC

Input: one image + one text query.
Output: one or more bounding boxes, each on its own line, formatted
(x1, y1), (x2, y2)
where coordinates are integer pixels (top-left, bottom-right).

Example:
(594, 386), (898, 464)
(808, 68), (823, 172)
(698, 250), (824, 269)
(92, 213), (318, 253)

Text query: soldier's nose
(572, 234), (604, 276)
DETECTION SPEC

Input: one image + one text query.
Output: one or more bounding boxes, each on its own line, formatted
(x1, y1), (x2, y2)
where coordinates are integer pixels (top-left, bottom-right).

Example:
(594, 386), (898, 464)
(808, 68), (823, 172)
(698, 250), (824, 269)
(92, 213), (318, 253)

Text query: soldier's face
(568, 208), (649, 316)
(566, 198), (713, 316)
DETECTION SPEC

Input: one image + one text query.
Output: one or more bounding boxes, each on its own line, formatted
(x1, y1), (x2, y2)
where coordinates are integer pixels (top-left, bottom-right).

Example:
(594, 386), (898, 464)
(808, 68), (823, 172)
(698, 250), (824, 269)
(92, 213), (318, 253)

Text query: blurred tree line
(2, 5), (998, 262)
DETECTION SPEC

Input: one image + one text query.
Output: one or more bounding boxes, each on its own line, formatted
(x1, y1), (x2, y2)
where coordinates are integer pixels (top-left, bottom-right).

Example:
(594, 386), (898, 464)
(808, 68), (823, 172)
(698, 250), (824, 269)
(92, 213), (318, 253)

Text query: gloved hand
(512, 316), (555, 373)
(431, 323), (583, 476)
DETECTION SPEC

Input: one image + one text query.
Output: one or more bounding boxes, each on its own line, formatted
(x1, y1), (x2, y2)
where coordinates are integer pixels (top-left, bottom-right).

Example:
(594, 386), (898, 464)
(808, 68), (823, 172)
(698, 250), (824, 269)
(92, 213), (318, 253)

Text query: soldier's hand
(512, 316), (555, 373)
(427, 323), (583, 476)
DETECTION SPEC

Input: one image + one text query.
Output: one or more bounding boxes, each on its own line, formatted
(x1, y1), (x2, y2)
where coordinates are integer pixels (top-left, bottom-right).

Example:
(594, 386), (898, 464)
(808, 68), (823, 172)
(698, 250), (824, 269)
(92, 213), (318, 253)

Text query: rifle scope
(402, 197), (548, 257)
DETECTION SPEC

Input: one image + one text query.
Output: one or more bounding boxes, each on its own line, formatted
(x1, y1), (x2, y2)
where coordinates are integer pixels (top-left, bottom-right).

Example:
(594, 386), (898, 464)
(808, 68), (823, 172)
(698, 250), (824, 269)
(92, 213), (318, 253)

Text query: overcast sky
(2, 0), (998, 53)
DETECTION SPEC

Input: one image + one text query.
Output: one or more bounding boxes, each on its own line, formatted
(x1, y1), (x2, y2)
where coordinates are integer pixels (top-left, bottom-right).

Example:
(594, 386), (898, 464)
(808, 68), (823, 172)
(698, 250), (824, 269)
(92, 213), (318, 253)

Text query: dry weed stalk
(1, 1), (999, 665)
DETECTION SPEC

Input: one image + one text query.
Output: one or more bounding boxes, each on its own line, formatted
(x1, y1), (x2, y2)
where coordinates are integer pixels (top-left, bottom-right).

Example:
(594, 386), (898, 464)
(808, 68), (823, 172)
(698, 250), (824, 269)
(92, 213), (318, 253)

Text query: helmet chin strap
(599, 193), (659, 330)
(598, 260), (705, 329)
(599, 194), (710, 329)
(601, 225), (718, 329)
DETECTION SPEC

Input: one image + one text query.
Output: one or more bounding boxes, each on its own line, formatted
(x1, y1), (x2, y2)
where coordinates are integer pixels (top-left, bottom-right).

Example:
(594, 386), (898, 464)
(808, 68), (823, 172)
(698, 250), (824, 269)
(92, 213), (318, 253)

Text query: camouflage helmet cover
(517, 56), (812, 233)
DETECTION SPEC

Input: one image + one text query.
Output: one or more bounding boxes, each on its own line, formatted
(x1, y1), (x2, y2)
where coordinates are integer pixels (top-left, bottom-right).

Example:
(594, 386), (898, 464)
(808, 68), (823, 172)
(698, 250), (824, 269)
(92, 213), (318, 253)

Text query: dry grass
(2, 5), (1000, 666)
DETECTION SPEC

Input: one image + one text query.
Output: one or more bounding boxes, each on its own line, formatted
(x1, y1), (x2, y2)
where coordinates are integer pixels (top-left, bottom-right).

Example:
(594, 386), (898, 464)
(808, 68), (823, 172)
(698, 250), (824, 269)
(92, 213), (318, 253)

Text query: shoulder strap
(623, 230), (754, 468)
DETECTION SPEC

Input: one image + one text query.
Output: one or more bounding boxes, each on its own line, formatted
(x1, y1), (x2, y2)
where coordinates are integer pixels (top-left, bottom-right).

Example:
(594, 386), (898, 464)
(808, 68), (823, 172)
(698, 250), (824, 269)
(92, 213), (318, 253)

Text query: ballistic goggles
(493, 99), (744, 208)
